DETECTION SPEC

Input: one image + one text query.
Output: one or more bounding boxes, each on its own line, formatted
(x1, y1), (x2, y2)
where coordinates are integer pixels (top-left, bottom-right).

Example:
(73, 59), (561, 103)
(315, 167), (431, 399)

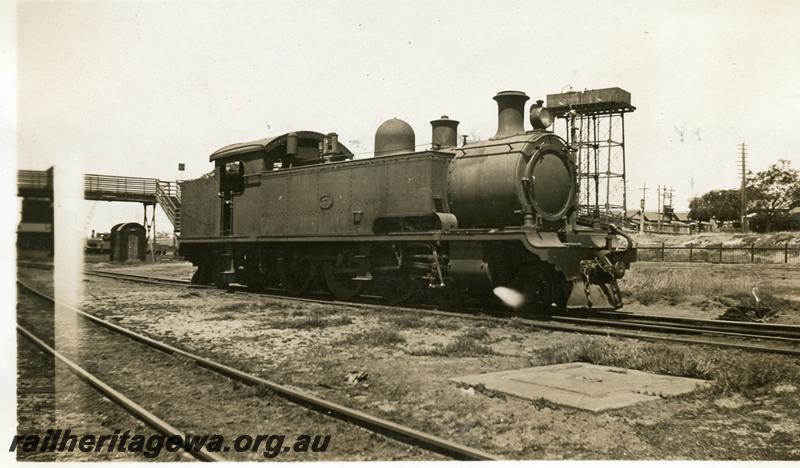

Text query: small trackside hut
(110, 222), (147, 262)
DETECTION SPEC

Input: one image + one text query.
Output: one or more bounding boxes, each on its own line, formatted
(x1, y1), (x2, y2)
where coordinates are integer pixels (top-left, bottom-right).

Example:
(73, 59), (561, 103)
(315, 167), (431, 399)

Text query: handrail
(154, 180), (181, 230)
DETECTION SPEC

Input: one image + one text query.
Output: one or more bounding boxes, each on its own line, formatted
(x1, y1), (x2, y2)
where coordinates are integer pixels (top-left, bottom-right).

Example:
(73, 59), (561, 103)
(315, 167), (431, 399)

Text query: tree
(688, 189), (740, 226)
(749, 160), (800, 231)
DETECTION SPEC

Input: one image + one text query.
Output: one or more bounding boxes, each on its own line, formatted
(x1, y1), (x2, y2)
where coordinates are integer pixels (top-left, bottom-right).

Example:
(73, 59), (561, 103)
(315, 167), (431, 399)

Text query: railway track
(16, 321), (225, 462)
(550, 310), (800, 343)
(16, 278), (501, 461)
(17, 262), (800, 356)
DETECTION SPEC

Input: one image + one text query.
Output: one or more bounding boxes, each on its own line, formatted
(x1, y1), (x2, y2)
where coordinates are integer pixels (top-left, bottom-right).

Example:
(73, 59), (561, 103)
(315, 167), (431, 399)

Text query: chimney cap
(493, 90), (529, 101)
(491, 90), (529, 139)
(430, 115), (459, 125)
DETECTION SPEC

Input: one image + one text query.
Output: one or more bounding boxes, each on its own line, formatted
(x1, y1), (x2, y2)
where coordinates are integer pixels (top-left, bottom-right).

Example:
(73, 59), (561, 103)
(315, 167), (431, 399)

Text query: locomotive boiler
(178, 90), (636, 312)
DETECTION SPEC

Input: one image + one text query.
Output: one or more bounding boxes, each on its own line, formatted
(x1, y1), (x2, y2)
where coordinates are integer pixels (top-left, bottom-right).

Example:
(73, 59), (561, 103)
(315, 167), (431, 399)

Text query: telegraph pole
(656, 185), (662, 231)
(738, 142), (748, 232)
(639, 183), (648, 234)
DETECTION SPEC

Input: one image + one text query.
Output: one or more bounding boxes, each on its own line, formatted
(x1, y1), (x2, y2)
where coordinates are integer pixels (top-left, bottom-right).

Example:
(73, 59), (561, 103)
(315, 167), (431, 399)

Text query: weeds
(534, 337), (800, 396)
(722, 291), (798, 312)
(215, 302), (251, 313)
(339, 329), (406, 347)
(620, 268), (800, 310)
(388, 314), (427, 329)
(239, 383), (273, 398)
(414, 328), (494, 357)
(271, 316), (353, 330)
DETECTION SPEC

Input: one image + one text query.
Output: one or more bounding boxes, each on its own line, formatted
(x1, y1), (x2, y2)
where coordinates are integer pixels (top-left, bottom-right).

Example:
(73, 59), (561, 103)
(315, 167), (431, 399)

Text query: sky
(13, 0), (800, 233)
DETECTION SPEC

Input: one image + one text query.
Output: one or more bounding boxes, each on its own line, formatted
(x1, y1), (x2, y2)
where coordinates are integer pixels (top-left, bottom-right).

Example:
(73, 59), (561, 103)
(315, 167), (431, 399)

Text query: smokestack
(492, 90), (529, 139)
(430, 115), (459, 149)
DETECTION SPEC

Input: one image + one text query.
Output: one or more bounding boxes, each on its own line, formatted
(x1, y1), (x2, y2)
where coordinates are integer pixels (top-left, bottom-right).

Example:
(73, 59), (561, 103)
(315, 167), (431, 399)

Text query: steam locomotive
(178, 91), (636, 312)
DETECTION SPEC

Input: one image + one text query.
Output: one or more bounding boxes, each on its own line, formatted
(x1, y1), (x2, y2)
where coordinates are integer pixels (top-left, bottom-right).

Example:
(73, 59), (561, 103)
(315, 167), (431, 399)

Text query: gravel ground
(18, 262), (800, 460)
(16, 277), (432, 461)
(16, 298), (182, 461)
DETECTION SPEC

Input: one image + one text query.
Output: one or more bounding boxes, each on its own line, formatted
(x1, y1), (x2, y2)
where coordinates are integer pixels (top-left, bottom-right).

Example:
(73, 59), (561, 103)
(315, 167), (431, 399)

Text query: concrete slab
(451, 362), (709, 412)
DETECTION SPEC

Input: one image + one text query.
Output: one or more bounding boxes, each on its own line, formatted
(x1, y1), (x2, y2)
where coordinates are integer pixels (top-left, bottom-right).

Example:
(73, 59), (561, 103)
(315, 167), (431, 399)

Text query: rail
(638, 243), (800, 264)
(17, 276), (500, 461)
(17, 262), (800, 357)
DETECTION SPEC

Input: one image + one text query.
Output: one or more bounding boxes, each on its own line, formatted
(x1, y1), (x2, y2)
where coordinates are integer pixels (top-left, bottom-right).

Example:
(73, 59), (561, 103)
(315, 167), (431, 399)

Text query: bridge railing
(18, 169), (53, 192)
(84, 174), (157, 197)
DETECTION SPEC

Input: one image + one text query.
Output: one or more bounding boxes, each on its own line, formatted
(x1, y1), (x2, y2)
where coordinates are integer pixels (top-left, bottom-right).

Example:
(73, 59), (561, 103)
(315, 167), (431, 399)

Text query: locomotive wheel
(376, 273), (418, 305)
(322, 261), (365, 300)
(436, 279), (465, 307)
(277, 255), (316, 295)
(210, 257), (232, 288)
(513, 264), (558, 315)
(191, 263), (212, 284)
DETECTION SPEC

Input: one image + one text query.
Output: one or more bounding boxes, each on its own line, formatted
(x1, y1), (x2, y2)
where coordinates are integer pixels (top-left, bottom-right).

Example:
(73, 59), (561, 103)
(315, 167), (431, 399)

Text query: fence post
(719, 244), (723, 263)
(786, 243), (790, 264)
(689, 243), (693, 263)
(751, 244), (755, 263)
(661, 242), (665, 262)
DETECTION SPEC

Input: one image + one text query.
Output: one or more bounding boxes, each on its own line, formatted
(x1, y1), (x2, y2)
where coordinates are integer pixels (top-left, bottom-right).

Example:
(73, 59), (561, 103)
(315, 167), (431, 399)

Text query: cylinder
(492, 90), (529, 139)
(430, 115), (459, 149)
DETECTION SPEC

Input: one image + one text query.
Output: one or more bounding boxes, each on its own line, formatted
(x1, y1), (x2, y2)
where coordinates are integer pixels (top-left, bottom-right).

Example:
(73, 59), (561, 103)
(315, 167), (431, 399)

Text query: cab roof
(209, 131), (353, 162)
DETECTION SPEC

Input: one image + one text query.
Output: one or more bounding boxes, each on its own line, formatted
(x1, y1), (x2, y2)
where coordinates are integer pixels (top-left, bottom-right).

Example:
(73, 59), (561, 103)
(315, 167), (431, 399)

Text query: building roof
(673, 211), (691, 222)
(626, 209), (694, 224)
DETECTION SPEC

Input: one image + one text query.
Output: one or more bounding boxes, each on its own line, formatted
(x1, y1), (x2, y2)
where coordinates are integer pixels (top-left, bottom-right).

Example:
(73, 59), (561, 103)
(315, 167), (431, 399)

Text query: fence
(637, 243), (800, 264)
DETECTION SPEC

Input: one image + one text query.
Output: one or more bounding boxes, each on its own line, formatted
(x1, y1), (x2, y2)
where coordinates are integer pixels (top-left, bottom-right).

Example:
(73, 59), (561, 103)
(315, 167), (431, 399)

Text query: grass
(619, 268), (800, 310)
(534, 336), (800, 396)
(388, 314), (428, 329)
(270, 315), (353, 329)
(238, 383), (273, 398)
(177, 291), (201, 298)
(215, 301), (252, 313)
(339, 329), (406, 347)
(413, 328), (495, 357)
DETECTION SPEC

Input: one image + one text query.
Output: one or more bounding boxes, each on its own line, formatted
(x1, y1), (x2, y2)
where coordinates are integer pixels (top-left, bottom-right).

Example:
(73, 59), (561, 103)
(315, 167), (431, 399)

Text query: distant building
(748, 206), (800, 232)
(626, 209), (695, 234)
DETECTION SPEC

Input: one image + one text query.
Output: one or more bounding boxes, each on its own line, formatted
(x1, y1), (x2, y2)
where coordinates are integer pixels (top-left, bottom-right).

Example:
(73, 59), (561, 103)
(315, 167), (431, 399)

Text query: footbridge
(17, 171), (182, 233)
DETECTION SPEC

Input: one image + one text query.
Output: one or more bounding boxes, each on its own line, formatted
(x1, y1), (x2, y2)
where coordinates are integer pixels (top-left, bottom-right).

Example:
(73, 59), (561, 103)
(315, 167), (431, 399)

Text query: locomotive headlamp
(529, 100), (553, 130)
